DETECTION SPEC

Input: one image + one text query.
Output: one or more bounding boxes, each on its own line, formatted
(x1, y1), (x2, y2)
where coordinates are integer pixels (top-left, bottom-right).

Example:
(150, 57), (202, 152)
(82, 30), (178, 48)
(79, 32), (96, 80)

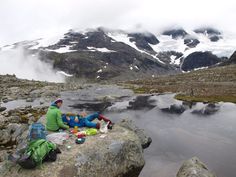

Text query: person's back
(46, 99), (69, 131)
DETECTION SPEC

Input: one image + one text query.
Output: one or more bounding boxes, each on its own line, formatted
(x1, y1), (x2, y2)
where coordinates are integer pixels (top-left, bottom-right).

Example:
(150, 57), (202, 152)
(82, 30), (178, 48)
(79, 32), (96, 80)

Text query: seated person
(46, 98), (70, 131)
(62, 112), (112, 129)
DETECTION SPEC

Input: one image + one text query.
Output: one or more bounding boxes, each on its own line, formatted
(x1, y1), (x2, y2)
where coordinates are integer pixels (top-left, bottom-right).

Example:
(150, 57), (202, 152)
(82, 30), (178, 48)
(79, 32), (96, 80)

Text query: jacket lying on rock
(62, 112), (100, 128)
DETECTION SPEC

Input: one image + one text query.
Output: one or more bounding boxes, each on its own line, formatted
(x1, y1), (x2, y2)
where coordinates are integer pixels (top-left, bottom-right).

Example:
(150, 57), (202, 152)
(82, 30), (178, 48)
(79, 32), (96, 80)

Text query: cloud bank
(0, 0), (236, 45)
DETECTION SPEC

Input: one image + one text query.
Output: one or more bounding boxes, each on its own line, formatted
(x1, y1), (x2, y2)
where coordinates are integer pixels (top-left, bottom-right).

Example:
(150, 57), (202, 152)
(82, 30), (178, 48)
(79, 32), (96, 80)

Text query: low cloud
(0, 47), (65, 82)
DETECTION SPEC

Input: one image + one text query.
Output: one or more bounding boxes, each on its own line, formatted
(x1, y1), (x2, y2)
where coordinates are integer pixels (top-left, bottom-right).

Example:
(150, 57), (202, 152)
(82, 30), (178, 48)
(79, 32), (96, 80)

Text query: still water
(105, 94), (236, 177)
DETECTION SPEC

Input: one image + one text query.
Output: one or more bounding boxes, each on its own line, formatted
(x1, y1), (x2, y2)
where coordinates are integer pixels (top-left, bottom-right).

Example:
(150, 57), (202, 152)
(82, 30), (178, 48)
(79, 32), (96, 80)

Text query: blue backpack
(29, 123), (46, 141)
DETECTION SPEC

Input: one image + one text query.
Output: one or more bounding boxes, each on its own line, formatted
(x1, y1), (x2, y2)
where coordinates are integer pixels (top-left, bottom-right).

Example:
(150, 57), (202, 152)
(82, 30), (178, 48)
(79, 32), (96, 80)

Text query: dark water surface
(3, 85), (236, 177)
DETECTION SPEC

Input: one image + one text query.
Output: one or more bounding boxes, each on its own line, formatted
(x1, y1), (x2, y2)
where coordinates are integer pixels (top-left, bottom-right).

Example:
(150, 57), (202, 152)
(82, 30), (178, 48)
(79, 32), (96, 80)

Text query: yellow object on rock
(85, 128), (98, 136)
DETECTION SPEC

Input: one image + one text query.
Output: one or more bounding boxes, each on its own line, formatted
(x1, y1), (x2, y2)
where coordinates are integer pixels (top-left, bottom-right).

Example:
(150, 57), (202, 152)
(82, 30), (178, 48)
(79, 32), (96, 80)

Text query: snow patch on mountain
(170, 55), (181, 65)
(46, 46), (76, 53)
(87, 47), (116, 53)
(107, 32), (165, 64)
(193, 66), (209, 71)
(97, 69), (103, 73)
(150, 35), (186, 53)
(56, 71), (73, 77)
(29, 33), (65, 49)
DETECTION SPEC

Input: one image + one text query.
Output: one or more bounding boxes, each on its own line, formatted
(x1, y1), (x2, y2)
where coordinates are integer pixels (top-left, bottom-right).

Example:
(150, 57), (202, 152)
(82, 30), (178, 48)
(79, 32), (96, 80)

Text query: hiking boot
(98, 114), (111, 122)
(107, 123), (113, 130)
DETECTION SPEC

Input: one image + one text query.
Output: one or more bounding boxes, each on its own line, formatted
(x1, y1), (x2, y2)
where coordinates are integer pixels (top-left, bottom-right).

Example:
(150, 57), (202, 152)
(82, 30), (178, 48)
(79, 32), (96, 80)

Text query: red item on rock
(77, 133), (86, 138)
(96, 122), (101, 129)
(98, 114), (112, 124)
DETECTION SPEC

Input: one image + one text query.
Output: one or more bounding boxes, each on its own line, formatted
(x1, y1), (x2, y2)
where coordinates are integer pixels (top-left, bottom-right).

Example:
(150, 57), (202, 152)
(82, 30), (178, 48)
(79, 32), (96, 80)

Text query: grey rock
(0, 107), (7, 112)
(0, 129), (11, 145)
(192, 103), (219, 116)
(116, 119), (152, 149)
(184, 38), (200, 48)
(26, 98), (34, 102)
(162, 28), (188, 39)
(177, 157), (216, 177)
(161, 104), (186, 114)
(0, 123), (28, 146)
(2, 97), (9, 103)
(128, 95), (156, 110)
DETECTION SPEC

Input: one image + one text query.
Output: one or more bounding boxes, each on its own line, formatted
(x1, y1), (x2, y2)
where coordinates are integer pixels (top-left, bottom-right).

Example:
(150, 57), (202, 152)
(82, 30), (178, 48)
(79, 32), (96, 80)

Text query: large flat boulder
(2, 120), (150, 177)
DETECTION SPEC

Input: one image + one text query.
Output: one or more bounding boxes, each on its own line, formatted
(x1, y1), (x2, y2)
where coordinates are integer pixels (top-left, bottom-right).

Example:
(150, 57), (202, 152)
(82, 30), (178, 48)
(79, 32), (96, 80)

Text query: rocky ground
(0, 74), (83, 103)
(123, 64), (236, 103)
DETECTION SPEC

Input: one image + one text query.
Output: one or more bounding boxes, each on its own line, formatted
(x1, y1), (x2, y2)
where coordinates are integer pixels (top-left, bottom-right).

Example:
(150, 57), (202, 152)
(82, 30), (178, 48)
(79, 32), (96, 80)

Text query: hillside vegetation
(123, 65), (236, 103)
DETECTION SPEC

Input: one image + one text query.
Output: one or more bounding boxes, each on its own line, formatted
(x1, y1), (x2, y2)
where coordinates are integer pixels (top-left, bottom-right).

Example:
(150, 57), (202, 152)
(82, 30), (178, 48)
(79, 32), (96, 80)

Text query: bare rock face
(177, 157), (216, 177)
(181, 51), (221, 71)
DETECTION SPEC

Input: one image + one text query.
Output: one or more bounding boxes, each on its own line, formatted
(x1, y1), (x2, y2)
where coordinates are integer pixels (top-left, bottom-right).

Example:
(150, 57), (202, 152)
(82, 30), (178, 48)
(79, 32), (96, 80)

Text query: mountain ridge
(1, 27), (235, 81)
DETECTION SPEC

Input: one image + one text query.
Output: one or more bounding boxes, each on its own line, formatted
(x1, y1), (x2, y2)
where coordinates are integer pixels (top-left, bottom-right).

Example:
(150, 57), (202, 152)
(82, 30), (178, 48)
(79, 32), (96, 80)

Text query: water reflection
(105, 94), (236, 177)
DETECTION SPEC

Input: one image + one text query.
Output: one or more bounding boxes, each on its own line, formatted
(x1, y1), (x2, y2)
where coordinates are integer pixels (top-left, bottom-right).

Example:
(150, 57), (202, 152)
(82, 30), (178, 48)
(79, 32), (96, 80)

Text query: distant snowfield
(29, 33), (65, 49)
(152, 31), (236, 58)
(107, 30), (236, 66)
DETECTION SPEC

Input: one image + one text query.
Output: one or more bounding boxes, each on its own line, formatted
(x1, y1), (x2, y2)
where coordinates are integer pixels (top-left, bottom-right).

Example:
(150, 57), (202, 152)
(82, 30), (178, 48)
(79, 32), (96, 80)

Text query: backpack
(18, 139), (57, 169)
(29, 123), (46, 141)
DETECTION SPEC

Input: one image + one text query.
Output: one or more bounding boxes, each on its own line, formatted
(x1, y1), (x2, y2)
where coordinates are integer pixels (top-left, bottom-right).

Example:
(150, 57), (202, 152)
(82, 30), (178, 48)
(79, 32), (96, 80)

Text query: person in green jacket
(46, 98), (69, 131)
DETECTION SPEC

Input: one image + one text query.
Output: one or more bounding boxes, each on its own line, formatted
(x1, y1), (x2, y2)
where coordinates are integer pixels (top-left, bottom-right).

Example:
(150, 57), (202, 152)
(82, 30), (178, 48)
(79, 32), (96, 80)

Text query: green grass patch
(175, 94), (236, 103)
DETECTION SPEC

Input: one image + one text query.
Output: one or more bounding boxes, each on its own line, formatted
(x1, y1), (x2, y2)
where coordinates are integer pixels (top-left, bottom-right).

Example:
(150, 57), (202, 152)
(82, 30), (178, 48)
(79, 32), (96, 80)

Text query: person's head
(54, 98), (63, 108)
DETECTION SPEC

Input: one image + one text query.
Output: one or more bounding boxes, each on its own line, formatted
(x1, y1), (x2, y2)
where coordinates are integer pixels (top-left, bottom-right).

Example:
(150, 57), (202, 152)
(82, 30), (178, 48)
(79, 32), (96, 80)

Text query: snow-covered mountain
(1, 27), (236, 81)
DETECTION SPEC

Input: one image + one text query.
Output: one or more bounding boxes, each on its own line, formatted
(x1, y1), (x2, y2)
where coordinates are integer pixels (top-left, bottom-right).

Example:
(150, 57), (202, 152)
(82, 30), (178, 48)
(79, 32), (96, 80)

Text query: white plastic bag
(99, 121), (109, 134)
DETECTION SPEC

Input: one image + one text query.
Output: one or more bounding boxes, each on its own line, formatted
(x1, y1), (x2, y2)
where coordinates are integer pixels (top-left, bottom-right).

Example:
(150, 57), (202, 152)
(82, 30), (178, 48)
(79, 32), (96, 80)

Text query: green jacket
(46, 105), (69, 131)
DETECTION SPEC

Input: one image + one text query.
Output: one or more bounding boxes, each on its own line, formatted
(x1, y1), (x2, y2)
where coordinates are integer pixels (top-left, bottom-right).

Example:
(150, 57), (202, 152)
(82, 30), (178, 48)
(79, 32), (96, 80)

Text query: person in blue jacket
(62, 112), (112, 129)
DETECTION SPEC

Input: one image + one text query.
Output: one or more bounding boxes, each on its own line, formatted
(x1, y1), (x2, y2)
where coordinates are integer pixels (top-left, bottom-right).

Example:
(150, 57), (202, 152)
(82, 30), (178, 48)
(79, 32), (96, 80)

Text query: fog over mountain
(0, 47), (65, 82)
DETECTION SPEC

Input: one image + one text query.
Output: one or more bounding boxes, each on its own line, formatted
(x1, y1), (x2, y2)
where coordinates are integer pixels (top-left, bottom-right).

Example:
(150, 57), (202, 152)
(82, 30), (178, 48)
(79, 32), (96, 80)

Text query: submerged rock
(128, 95), (156, 110)
(191, 103), (219, 116)
(161, 104), (187, 114)
(177, 157), (216, 177)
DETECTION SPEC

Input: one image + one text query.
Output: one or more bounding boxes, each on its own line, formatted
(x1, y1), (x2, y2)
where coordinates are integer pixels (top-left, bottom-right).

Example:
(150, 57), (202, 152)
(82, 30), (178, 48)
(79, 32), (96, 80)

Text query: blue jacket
(62, 112), (99, 128)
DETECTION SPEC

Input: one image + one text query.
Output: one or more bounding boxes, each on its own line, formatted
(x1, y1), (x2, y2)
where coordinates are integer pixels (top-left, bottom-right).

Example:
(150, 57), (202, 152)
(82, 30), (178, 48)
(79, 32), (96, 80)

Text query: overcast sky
(0, 0), (236, 45)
